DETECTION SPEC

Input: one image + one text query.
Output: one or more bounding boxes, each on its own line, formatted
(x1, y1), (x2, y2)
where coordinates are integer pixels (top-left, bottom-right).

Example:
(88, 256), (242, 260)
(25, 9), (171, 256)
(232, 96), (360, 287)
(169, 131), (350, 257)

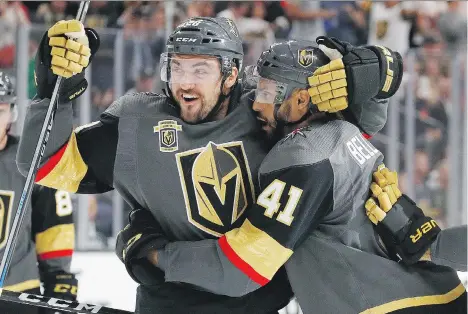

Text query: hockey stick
(0, 290), (132, 314)
(0, 1), (91, 290)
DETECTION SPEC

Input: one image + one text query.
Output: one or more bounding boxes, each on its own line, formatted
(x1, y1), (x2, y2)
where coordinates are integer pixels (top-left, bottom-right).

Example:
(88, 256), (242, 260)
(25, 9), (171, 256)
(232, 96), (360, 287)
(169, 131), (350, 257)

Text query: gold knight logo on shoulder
(176, 142), (255, 237)
(153, 120), (183, 152)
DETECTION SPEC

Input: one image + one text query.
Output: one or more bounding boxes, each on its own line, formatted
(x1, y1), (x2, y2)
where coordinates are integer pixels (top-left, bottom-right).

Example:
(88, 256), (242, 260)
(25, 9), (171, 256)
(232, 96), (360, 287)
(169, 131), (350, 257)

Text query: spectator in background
(282, 0), (336, 41)
(262, 1), (290, 40)
(186, 1), (215, 18)
(125, 68), (156, 95)
(84, 1), (122, 29)
(439, 1), (467, 55)
(217, 1), (250, 22)
(0, 1), (30, 68)
(368, 1), (417, 55)
(400, 150), (433, 215)
(118, 2), (176, 90)
(33, 0), (69, 27)
(428, 158), (449, 227)
(236, 2), (275, 65)
(322, 1), (368, 45)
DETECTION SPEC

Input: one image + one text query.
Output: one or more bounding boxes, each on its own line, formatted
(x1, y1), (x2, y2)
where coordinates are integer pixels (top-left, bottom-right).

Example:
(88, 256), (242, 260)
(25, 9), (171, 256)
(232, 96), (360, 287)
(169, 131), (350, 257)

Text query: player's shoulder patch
(102, 92), (169, 119)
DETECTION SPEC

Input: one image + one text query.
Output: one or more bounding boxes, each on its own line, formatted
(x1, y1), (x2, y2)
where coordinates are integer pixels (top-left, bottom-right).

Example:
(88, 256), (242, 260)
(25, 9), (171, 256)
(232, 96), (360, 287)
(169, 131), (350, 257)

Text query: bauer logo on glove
(307, 36), (403, 113)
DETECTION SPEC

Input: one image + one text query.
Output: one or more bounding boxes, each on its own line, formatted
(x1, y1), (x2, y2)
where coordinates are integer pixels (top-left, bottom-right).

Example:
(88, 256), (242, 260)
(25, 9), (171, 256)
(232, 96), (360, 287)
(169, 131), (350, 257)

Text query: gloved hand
(115, 209), (168, 284)
(365, 165), (440, 265)
(308, 36), (403, 113)
(40, 271), (78, 314)
(35, 20), (100, 103)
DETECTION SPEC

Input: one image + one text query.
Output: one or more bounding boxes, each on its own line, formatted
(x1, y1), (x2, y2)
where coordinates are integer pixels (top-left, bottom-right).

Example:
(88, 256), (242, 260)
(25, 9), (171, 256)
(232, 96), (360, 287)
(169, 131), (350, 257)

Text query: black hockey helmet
(254, 40), (330, 113)
(164, 17), (244, 77)
(0, 72), (16, 105)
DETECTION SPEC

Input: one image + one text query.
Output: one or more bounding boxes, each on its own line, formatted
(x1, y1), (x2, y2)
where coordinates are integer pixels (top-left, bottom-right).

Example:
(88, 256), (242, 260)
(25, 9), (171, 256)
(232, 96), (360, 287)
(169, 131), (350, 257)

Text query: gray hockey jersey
(16, 81), (391, 313)
(155, 119), (466, 313)
(0, 136), (74, 292)
(16, 87), (295, 314)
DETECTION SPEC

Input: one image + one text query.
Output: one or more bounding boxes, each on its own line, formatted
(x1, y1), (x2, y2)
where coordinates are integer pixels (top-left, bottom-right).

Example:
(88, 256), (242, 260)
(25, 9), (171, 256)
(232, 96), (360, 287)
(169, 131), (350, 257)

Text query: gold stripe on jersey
(35, 224), (75, 255)
(36, 133), (88, 193)
(4, 279), (41, 292)
(360, 283), (466, 314)
(224, 219), (292, 280)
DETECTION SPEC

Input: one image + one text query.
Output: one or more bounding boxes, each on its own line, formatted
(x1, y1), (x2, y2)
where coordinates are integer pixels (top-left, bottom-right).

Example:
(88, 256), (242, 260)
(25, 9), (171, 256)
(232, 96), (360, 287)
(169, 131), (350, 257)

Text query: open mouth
(181, 93), (199, 104)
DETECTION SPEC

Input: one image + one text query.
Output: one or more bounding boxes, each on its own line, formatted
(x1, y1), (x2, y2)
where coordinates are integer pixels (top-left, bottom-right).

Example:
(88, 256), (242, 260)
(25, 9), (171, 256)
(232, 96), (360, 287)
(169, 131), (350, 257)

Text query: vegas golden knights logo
(0, 190), (14, 250)
(154, 120), (183, 152)
(176, 142), (255, 237)
(298, 49), (316, 68)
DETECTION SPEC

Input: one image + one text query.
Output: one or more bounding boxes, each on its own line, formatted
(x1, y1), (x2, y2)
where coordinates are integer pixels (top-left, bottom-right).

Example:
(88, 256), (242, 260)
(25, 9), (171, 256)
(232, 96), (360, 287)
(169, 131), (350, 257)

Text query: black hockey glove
(35, 20), (100, 103)
(365, 165), (440, 265)
(42, 271), (78, 301)
(115, 208), (168, 284)
(308, 36), (403, 113)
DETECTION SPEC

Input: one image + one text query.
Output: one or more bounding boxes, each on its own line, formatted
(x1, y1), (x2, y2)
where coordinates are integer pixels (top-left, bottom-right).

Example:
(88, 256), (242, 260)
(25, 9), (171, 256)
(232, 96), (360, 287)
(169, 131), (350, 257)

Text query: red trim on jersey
(218, 236), (269, 286)
(363, 133), (372, 139)
(38, 249), (73, 260)
(35, 143), (68, 182)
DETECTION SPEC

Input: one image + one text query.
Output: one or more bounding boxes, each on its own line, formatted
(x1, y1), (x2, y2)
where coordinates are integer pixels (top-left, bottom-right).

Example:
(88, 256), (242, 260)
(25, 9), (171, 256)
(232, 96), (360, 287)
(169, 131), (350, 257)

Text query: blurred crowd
(0, 0), (466, 246)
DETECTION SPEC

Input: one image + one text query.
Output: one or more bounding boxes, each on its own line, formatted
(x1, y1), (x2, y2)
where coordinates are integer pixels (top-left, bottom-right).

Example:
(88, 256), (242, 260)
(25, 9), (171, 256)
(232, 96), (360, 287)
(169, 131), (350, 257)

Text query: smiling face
(168, 54), (240, 123)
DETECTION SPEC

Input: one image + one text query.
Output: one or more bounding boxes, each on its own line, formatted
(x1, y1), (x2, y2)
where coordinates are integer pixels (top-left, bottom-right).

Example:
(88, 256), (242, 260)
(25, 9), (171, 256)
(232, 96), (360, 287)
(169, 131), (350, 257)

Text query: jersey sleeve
(31, 185), (74, 275)
(430, 225), (467, 272)
(157, 161), (334, 297)
(345, 97), (388, 137)
(17, 98), (118, 194)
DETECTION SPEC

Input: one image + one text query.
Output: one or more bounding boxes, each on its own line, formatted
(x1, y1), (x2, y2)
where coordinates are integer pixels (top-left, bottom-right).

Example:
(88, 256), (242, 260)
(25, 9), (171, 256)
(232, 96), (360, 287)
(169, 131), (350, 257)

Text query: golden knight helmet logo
(298, 49), (316, 68)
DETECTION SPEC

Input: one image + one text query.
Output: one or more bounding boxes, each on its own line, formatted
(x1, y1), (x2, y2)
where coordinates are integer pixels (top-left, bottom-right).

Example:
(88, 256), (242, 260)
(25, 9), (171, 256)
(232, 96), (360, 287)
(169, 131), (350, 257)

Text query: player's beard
(175, 88), (222, 123)
(266, 101), (294, 145)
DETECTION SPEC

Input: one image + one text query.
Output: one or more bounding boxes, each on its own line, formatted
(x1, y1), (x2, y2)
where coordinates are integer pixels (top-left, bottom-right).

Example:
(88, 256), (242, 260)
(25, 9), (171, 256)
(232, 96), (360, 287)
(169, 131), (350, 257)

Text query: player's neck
(281, 116), (314, 137)
(211, 96), (231, 121)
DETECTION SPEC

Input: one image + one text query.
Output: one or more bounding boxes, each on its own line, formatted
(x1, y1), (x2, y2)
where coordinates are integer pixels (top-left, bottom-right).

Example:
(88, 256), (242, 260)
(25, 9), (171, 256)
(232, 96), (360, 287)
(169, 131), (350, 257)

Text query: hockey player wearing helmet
(18, 17), (404, 314)
(0, 72), (77, 313)
(139, 41), (466, 314)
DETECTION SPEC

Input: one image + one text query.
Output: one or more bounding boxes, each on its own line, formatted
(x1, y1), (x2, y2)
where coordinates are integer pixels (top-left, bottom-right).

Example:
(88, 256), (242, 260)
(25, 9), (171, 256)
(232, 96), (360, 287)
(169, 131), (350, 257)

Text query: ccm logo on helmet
(176, 37), (197, 43)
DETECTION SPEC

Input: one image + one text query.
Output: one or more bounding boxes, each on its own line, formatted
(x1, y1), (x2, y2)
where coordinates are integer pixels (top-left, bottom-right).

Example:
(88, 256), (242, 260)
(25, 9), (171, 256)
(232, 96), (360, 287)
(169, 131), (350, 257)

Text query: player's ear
(297, 89), (311, 113)
(223, 66), (239, 90)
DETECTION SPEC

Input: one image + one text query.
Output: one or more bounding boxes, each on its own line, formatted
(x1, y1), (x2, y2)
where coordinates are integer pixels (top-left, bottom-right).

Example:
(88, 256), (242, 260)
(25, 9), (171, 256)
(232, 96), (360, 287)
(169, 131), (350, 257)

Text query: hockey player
(17, 18), (402, 314)
(366, 165), (467, 271)
(131, 41), (467, 313)
(0, 72), (77, 313)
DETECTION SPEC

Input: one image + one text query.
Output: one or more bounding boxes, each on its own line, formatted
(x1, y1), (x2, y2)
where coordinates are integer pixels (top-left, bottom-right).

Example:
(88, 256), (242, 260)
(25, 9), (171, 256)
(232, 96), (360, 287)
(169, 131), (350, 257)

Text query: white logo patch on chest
(153, 120), (183, 152)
